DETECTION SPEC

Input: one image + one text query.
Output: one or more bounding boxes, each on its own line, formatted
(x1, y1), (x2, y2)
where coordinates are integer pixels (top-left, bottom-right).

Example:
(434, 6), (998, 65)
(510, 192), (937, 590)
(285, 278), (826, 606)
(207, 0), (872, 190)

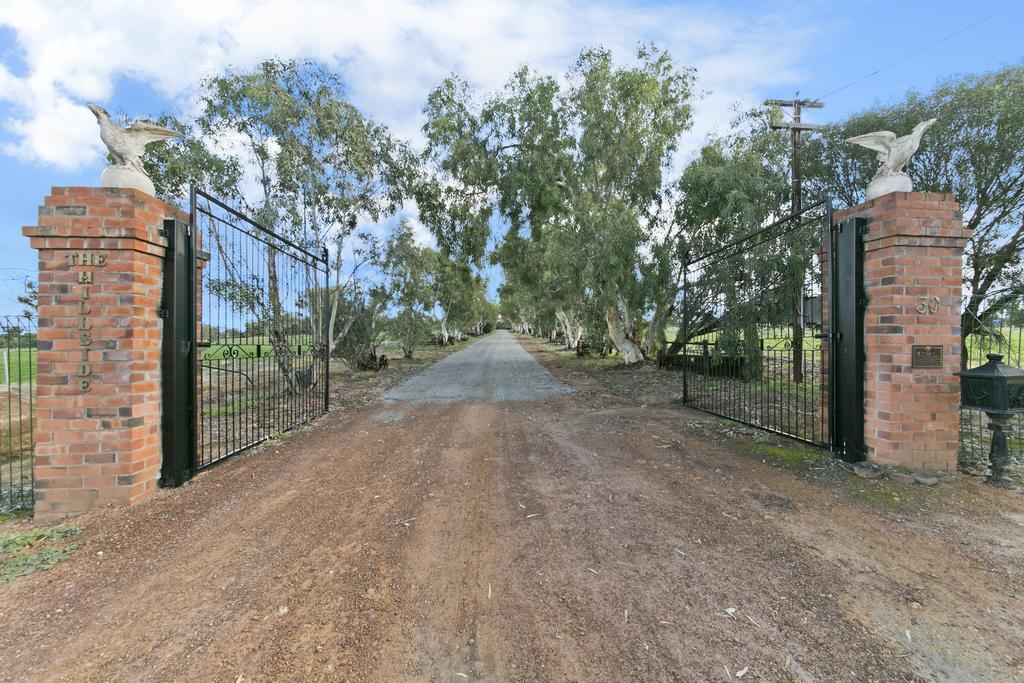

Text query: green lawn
(964, 326), (1024, 366)
(199, 335), (317, 360)
(664, 326), (822, 351)
(0, 348), (36, 385)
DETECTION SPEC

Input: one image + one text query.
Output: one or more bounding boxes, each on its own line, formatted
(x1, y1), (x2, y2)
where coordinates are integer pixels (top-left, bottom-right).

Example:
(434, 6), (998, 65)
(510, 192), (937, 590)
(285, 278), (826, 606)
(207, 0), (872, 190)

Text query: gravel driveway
(380, 330), (571, 404)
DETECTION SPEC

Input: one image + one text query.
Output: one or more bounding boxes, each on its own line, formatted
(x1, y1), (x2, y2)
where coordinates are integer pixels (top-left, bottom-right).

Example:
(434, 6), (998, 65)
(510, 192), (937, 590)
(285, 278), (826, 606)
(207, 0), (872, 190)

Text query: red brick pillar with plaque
(835, 192), (970, 472)
(24, 187), (186, 519)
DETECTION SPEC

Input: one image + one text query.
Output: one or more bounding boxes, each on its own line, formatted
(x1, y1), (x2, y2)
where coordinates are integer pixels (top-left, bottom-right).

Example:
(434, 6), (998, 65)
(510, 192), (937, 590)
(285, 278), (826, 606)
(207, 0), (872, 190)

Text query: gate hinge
(859, 224), (869, 235)
(157, 307), (168, 319)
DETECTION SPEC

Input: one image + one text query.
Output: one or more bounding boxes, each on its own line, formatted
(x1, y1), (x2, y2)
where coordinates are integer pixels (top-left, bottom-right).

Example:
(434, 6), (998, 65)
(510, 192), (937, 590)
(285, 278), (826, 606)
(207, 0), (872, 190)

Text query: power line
(808, 0), (1024, 104)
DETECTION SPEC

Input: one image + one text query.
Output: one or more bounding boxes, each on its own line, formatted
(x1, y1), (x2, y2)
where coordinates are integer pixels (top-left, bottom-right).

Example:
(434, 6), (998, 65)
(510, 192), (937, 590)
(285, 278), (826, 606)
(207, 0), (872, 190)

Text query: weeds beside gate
(0, 316), (35, 512)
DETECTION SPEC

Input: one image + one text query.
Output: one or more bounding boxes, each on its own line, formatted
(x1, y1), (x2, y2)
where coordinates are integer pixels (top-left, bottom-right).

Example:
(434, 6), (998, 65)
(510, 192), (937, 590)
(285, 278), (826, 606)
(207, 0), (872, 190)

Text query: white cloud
(0, 0), (820, 170)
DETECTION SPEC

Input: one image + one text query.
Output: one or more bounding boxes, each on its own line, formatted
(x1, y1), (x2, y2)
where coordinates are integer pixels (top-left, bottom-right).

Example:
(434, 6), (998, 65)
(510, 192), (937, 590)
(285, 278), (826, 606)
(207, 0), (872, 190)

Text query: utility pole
(765, 95), (824, 218)
(765, 94), (824, 384)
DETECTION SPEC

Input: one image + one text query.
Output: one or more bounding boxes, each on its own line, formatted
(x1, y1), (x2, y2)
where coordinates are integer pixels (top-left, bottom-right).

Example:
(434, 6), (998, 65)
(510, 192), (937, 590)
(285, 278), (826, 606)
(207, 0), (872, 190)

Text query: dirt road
(1, 331), (1021, 681)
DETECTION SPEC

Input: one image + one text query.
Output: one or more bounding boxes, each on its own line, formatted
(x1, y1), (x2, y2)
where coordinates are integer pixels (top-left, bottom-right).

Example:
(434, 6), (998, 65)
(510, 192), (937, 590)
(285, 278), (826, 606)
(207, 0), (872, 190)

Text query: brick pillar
(835, 192), (970, 471)
(23, 187), (185, 518)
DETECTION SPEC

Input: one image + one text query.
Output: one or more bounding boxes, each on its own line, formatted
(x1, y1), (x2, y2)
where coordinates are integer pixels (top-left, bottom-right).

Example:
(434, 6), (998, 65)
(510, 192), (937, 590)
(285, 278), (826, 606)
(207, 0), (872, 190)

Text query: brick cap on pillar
(22, 187), (186, 254)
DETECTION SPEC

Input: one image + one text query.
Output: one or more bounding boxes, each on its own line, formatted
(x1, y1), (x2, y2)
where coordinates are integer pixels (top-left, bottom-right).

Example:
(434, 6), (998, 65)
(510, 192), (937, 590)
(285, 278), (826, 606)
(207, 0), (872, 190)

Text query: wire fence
(0, 315), (35, 513)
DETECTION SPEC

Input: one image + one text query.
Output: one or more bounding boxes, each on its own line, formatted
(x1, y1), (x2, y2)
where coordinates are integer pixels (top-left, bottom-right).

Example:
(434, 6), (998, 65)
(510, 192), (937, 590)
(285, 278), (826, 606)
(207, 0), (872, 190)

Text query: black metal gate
(161, 189), (330, 484)
(680, 200), (864, 459)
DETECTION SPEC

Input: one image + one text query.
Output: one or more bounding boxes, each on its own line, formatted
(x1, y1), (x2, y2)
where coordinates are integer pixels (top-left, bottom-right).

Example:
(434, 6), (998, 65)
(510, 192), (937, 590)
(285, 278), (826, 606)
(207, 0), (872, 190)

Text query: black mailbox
(958, 354), (1024, 413)
(957, 353), (1024, 488)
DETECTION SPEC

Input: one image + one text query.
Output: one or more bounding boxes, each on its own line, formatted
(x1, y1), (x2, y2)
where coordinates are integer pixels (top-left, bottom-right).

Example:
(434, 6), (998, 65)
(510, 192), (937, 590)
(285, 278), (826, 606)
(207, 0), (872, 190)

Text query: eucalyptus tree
(497, 280), (538, 335)
(427, 250), (478, 344)
(381, 220), (434, 358)
(466, 274), (496, 335)
(143, 59), (415, 388)
(674, 112), (792, 375)
(422, 45), (695, 363)
(803, 65), (1024, 352)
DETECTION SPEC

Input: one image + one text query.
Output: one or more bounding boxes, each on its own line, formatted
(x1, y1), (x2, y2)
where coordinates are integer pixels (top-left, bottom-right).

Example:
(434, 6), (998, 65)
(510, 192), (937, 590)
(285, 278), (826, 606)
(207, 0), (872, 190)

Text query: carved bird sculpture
(87, 103), (180, 194)
(846, 118), (937, 178)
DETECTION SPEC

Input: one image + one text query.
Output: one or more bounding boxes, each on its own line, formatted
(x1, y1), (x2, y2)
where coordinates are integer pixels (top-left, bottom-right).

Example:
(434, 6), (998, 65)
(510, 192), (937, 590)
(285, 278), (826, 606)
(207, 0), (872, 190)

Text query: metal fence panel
(960, 307), (1024, 476)
(680, 201), (834, 449)
(1, 316), (36, 512)
(191, 189), (330, 471)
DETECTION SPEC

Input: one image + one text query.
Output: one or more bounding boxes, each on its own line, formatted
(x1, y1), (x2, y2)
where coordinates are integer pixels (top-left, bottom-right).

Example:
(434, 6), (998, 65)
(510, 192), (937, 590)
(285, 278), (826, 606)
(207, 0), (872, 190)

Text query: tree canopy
(422, 45), (695, 363)
(132, 50), (1024, 374)
(804, 64), (1024, 339)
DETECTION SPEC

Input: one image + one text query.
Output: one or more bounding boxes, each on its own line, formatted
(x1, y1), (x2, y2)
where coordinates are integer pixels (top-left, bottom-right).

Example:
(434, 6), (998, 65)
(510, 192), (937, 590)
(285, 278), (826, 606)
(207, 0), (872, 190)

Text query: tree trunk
(329, 306), (359, 354)
(556, 309), (582, 350)
(641, 304), (672, 357)
(265, 248), (300, 393)
(440, 316), (450, 345)
(618, 294), (636, 341)
(605, 306), (643, 364)
(402, 325), (416, 359)
(555, 309), (570, 348)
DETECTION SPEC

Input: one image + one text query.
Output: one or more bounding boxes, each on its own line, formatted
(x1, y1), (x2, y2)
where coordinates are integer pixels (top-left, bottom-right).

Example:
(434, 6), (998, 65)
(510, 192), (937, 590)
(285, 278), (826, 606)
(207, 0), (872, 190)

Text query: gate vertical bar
(160, 217), (197, 486)
(681, 253), (689, 404)
(322, 245), (330, 413)
(826, 202), (837, 451)
(833, 215), (865, 461)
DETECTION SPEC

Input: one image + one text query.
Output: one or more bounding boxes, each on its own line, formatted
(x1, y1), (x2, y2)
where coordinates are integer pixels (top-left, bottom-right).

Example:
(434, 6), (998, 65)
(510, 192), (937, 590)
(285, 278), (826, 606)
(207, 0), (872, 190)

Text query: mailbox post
(957, 354), (1024, 487)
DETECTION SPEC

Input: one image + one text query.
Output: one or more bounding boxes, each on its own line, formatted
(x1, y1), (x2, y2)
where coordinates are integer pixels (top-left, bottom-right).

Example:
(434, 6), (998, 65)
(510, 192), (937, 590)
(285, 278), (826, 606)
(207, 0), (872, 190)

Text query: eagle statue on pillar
(87, 103), (180, 196)
(846, 118), (937, 201)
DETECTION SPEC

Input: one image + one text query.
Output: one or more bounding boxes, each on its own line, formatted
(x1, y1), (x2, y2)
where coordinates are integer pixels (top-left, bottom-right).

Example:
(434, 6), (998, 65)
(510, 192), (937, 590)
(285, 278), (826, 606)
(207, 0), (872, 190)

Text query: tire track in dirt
(371, 402), (510, 680)
(520, 335), (1024, 681)
(0, 404), (448, 681)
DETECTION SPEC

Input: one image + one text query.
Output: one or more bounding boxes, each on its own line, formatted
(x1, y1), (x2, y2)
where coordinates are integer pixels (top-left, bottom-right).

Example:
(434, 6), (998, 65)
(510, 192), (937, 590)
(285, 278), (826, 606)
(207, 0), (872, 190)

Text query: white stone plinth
(100, 166), (156, 196)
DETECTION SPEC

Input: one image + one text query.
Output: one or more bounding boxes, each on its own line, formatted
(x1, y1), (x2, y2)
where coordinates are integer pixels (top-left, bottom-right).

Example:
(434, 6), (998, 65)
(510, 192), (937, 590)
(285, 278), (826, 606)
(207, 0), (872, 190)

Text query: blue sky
(0, 0), (1022, 316)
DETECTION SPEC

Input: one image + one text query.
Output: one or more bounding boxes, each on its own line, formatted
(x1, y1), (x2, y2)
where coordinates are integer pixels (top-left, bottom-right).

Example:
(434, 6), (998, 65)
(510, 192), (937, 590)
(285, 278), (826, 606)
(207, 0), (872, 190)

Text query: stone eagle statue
(87, 103), (180, 196)
(846, 118), (936, 200)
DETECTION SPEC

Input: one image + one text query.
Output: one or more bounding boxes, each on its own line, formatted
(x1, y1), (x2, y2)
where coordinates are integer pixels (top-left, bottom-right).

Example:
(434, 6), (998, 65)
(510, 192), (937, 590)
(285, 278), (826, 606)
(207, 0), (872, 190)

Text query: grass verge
(1, 524), (81, 583)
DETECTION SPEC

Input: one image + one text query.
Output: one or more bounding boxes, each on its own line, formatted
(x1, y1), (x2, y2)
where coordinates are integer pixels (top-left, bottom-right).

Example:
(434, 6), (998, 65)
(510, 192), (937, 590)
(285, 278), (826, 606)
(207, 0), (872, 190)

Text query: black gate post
(321, 245), (331, 413)
(681, 252), (689, 404)
(832, 216), (865, 461)
(160, 217), (197, 486)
